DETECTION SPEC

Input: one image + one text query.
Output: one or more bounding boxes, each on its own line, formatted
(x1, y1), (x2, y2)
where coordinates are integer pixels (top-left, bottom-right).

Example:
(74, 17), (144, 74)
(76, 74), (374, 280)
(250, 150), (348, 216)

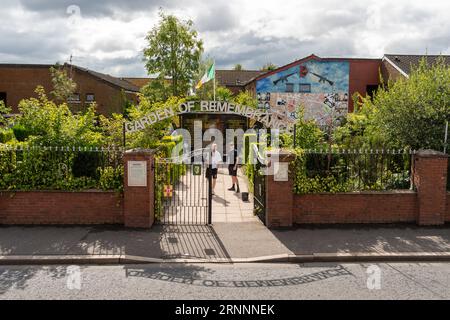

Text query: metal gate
(154, 158), (212, 225)
(253, 154), (267, 225)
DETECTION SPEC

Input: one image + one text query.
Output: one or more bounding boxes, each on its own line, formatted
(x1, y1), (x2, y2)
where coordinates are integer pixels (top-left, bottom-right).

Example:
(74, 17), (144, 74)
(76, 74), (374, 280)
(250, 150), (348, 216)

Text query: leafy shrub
(12, 124), (31, 142)
(99, 166), (124, 191)
(0, 128), (14, 143)
(72, 152), (102, 179)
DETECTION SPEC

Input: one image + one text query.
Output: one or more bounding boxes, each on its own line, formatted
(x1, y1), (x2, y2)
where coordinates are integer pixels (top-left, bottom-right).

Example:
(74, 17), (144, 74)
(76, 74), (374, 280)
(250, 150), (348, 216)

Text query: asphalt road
(0, 262), (449, 300)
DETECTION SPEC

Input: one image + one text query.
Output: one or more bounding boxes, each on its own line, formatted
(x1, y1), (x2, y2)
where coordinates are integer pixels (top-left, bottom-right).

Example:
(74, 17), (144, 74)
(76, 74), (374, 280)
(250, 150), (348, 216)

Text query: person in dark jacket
(227, 142), (240, 193)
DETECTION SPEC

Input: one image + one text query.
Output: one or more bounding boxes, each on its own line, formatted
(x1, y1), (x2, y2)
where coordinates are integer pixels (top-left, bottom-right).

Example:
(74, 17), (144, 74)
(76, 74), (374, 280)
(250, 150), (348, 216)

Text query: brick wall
(0, 191), (123, 225)
(348, 59), (381, 112)
(380, 59), (406, 82)
(266, 150), (448, 227)
(0, 65), (138, 115)
(294, 192), (418, 224)
(413, 152), (448, 225)
(446, 194), (450, 222)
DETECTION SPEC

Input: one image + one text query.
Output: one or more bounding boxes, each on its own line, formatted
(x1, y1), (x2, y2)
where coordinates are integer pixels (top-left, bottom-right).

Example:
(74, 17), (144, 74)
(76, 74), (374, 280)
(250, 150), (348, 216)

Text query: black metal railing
(294, 149), (414, 194)
(253, 149), (267, 225)
(0, 145), (124, 191)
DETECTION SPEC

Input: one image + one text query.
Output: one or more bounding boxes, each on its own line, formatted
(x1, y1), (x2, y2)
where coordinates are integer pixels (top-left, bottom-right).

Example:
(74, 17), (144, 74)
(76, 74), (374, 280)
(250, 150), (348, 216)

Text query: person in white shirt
(205, 143), (222, 195)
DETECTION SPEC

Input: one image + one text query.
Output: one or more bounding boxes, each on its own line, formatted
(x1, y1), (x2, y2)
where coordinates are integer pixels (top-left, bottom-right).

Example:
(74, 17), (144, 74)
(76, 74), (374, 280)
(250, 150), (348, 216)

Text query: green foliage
(0, 145), (123, 191)
(140, 79), (171, 103)
(234, 64), (243, 71)
(14, 87), (103, 147)
(234, 91), (258, 108)
(243, 133), (257, 164)
(292, 149), (411, 194)
(0, 128), (14, 143)
(143, 11), (203, 97)
(0, 100), (11, 126)
(99, 166), (124, 191)
(50, 64), (77, 103)
(281, 107), (325, 149)
(335, 57), (450, 151)
(292, 150), (349, 194)
(153, 135), (187, 220)
(215, 86), (233, 101)
(261, 62), (277, 71)
(0, 87), (121, 191)
(98, 113), (125, 147)
(243, 141), (267, 192)
(11, 124), (30, 142)
(126, 96), (182, 149)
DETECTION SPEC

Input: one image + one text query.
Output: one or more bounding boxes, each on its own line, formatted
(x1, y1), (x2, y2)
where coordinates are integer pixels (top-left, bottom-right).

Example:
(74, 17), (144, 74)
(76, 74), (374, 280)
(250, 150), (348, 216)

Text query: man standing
(227, 142), (240, 193)
(205, 143), (222, 196)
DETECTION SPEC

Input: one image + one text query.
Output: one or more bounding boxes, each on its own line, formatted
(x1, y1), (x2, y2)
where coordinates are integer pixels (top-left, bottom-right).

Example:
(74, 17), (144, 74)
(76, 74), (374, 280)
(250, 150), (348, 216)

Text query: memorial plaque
(127, 161), (147, 187)
(274, 162), (289, 182)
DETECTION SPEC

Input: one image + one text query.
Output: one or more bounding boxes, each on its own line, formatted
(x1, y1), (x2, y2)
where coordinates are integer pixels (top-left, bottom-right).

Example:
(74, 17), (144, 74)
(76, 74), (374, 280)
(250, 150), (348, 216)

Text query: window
(285, 83), (294, 93)
(299, 84), (311, 93)
(0, 92), (6, 106)
(68, 93), (80, 103)
(366, 85), (379, 100)
(86, 93), (95, 103)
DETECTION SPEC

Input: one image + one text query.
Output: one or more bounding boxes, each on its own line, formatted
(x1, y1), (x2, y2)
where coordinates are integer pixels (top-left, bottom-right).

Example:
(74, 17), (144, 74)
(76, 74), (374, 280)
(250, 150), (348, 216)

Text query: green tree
(50, 64), (77, 103)
(143, 11), (203, 97)
(125, 95), (182, 149)
(340, 57), (450, 151)
(234, 64), (243, 71)
(261, 62), (277, 71)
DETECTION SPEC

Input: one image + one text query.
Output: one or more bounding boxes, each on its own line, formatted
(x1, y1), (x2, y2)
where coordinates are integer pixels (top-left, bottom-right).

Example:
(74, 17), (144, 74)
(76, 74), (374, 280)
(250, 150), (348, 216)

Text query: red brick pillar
(265, 150), (295, 228)
(123, 149), (155, 228)
(413, 150), (448, 226)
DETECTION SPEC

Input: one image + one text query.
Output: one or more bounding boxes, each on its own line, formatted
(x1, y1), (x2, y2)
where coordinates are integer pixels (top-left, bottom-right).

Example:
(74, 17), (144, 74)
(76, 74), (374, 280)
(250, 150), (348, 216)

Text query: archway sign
(124, 100), (296, 133)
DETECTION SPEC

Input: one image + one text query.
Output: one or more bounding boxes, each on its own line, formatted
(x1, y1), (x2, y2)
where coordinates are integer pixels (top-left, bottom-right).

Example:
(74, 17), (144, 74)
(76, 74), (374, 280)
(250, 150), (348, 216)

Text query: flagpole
(213, 59), (216, 101)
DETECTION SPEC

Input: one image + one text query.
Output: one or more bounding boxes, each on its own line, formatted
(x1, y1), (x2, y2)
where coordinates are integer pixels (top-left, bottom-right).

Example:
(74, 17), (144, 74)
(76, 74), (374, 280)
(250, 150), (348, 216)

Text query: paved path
(1, 224), (450, 261)
(1, 262), (450, 299)
(212, 166), (257, 223)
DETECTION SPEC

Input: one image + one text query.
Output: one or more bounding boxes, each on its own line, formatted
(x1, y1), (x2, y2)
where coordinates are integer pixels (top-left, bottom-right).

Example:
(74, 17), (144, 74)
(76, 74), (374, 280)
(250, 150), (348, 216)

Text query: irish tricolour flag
(195, 62), (215, 89)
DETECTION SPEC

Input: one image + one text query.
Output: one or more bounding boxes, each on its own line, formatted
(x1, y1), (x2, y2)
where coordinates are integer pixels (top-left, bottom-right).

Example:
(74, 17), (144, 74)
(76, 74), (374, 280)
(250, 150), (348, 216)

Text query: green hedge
(0, 146), (123, 191)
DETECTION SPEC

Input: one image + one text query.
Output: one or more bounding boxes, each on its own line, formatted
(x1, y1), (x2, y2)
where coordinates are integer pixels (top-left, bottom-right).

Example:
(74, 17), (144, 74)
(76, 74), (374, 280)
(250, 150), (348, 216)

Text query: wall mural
(256, 60), (350, 126)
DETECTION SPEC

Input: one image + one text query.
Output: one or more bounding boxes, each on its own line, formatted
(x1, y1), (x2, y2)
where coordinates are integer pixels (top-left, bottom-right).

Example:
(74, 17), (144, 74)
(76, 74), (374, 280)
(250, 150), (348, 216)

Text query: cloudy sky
(0, 0), (449, 77)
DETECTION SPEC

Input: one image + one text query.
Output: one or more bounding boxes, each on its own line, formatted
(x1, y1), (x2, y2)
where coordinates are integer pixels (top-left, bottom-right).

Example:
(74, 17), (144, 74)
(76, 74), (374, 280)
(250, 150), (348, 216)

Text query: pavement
(1, 223), (450, 265)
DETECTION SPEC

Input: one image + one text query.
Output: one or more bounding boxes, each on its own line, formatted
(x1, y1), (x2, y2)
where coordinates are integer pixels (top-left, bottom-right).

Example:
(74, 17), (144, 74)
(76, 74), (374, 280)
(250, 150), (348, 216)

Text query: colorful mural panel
(256, 59), (350, 126)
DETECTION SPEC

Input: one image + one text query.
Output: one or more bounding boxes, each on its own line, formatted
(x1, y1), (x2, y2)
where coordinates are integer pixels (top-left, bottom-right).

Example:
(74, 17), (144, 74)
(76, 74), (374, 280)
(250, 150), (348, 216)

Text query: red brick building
(241, 54), (381, 124)
(0, 63), (140, 116)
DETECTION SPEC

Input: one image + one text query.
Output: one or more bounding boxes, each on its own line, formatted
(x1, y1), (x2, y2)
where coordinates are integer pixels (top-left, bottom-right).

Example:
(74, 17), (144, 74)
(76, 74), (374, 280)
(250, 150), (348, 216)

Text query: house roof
(0, 63), (54, 69)
(216, 70), (267, 87)
(0, 63), (141, 92)
(384, 54), (450, 77)
(68, 64), (140, 92)
(122, 77), (153, 88)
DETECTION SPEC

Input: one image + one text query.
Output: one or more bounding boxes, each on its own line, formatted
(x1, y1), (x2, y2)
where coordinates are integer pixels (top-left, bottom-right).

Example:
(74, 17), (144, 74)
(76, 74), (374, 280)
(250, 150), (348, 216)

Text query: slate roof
(122, 77), (152, 88)
(384, 54), (450, 76)
(216, 70), (267, 87)
(69, 64), (140, 92)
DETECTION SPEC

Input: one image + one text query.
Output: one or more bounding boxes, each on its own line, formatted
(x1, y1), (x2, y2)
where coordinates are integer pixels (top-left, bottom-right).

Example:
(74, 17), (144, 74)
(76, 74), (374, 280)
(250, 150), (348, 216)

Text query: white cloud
(0, 0), (448, 76)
